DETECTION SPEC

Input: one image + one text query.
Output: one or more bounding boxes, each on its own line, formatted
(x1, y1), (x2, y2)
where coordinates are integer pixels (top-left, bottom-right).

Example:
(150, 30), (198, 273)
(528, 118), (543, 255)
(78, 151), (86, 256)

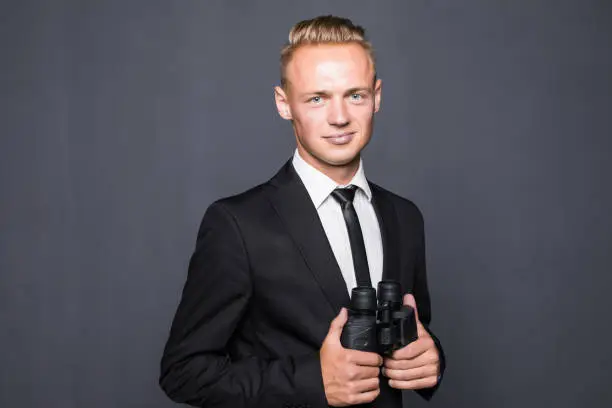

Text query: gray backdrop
(1, 1), (611, 407)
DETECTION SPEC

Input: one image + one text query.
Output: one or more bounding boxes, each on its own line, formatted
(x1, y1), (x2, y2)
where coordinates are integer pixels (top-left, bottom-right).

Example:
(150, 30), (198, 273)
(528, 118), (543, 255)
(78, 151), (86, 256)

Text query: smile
(323, 132), (355, 145)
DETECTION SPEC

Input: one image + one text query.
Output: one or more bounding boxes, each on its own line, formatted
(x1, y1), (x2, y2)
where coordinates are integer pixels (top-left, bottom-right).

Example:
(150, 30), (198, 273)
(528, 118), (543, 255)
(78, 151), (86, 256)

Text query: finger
(388, 376), (438, 390)
(416, 321), (428, 337)
(383, 364), (439, 381)
(403, 294), (428, 337)
(391, 337), (434, 360)
(403, 293), (419, 322)
(384, 351), (438, 370)
(348, 365), (381, 381)
(350, 377), (380, 393)
(348, 350), (383, 367)
(326, 308), (348, 343)
(347, 388), (381, 406)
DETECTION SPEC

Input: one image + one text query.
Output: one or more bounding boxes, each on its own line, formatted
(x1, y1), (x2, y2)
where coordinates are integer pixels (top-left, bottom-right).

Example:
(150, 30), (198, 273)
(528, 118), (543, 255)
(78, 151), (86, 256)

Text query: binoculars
(340, 280), (418, 355)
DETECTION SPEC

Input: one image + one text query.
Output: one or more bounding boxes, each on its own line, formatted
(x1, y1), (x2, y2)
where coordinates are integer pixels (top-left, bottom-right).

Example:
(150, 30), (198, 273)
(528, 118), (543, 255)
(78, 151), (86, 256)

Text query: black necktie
(331, 185), (372, 287)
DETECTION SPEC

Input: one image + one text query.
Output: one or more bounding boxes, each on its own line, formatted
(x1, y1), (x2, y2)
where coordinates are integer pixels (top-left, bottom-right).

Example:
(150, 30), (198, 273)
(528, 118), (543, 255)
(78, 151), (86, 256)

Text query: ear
(373, 78), (382, 113)
(274, 86), (293, 120)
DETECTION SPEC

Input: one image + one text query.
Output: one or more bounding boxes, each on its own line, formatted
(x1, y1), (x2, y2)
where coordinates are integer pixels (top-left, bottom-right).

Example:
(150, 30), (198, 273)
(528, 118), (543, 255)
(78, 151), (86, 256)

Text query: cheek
(305, 107), (327, 123)
(350, 106), (374, 126)
(295, 109), (327, 133)
(356, 102), (375, 115)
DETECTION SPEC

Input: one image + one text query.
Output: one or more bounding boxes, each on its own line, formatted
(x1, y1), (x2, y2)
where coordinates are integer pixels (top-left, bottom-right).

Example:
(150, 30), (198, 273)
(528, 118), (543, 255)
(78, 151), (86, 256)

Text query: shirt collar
(291, 149), (372, 209)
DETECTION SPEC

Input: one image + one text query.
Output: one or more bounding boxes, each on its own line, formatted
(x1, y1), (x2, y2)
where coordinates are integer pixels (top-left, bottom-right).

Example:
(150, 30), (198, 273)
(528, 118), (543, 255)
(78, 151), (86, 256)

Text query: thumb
(403, 293), (420, 322)
(326, 307), (348, 341)
(404, 293), (428, 337)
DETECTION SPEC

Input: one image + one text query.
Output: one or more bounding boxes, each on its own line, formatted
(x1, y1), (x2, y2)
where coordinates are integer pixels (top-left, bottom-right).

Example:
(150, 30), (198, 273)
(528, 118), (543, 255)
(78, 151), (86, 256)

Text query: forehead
(286, 43), (374, 92)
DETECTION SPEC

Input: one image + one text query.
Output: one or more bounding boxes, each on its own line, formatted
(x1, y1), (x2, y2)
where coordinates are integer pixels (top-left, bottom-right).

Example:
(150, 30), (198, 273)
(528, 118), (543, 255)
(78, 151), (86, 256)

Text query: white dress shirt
(292, 150), (384, 293)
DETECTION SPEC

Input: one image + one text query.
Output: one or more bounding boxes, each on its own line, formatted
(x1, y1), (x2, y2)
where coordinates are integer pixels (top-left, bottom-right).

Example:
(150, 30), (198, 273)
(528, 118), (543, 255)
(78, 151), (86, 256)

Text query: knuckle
(395, 360), (407, 370)
(384, 358), (395, 369)
(416, 369), (427, 380)
(415, 339), (427, 350)
(346, 381), (356, 394)
(343, 351), (353, 363)
(393, 368), (404, 379)
(383, 368), (393, 379)
(363, 367), (372, 379)
(400, 380), (413, 390)
(368, 367), (378, 378)
(345, 367), (356, 380)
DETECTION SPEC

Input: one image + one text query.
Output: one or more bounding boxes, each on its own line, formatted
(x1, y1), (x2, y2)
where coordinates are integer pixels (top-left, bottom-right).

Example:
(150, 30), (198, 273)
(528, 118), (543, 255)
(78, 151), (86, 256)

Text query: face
(275, 43), (382, 176)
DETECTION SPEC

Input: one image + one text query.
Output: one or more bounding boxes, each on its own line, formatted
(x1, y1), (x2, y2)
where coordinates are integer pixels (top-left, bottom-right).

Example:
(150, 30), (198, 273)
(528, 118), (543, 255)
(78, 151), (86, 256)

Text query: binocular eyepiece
(340, 280), (418, 355)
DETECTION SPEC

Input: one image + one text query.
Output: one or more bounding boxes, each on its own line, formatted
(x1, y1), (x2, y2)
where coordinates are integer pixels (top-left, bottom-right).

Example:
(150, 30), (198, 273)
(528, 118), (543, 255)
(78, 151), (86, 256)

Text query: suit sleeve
(411, 207), (446, 401)
(159, 202), (328, 408)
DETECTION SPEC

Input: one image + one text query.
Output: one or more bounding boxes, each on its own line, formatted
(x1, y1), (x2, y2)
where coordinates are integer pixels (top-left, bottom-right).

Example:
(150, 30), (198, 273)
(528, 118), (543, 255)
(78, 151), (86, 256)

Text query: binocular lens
(377, 280), (401, 303)
(350, 286), (377, 311)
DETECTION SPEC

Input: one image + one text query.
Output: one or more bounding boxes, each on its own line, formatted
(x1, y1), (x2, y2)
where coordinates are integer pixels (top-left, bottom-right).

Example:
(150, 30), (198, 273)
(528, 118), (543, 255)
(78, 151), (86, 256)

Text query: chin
(323, 152), (361, 167)
(301, 142), (364, 169)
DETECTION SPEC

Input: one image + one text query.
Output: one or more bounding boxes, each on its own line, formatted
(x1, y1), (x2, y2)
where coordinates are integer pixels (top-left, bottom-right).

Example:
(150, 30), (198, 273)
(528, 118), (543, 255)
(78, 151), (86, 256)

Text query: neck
(297, 147), (360, 185)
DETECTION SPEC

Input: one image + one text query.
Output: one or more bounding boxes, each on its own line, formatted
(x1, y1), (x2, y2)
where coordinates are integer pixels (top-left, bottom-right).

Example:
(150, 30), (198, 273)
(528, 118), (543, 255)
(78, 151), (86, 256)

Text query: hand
(383, 294), (440, 390)
(320, 308), (383, 407)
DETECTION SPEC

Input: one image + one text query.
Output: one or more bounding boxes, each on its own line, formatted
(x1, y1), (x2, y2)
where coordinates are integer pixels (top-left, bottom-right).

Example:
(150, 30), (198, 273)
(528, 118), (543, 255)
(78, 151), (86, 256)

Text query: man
(160, 15), (445, 408)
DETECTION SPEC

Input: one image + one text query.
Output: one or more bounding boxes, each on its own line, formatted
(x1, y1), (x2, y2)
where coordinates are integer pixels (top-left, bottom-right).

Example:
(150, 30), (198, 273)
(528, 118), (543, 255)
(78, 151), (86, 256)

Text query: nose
(327, 98), (350, 127)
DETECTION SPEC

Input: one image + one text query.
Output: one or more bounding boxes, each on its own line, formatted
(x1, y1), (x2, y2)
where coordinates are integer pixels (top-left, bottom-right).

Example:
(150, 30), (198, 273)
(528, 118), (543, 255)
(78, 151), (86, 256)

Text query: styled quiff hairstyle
(280, 15), (376, 88)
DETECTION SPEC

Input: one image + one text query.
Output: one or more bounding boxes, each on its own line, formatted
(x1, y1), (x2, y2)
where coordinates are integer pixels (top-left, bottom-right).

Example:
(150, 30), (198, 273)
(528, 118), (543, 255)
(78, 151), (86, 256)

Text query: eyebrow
(301, 87), (372, 98)
(346, 87), (372, 94)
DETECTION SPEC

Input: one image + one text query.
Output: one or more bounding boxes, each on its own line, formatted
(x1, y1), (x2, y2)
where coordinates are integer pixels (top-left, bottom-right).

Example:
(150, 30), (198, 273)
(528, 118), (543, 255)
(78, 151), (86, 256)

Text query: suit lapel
(370, 184), (402, 285)
(267, 161), (350, 314)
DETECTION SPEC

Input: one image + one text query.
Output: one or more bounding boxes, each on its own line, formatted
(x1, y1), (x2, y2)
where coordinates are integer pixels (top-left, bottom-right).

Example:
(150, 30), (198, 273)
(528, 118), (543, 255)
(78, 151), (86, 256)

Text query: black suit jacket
(160, 161), (445, 408)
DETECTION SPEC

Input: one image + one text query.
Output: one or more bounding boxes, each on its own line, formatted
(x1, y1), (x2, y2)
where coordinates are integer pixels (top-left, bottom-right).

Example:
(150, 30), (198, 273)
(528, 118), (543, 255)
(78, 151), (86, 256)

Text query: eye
(309, 96), (323, 104)
(350, 93), (364, 101)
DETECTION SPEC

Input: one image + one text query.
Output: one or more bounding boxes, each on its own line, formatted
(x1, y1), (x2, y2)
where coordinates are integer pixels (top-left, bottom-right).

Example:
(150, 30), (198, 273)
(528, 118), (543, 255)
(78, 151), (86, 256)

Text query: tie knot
(331, 185), (358, 206)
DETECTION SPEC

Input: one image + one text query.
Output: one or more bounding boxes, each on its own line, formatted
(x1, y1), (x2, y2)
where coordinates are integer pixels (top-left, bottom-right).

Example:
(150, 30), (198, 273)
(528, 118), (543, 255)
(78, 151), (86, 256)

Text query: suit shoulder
(200, 181), (275, 226)
(370, 182), (424, 221)
(191, 183), (271, 241)
(207, 181), (270, 213)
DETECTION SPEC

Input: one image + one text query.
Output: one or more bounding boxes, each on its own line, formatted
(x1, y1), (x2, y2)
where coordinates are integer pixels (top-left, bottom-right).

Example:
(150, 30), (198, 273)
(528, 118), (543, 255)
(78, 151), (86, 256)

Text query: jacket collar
(267, 160), (401, 313)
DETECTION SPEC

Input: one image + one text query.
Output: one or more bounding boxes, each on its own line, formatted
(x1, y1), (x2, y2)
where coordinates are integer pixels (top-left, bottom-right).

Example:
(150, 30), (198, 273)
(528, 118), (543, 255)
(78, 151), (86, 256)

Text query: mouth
(323, 131), (356, 145)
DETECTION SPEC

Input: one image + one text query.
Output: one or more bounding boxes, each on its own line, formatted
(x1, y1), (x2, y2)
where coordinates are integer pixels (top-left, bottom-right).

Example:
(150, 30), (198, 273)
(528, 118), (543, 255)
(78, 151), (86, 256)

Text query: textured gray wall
(1, 1), (611, 407)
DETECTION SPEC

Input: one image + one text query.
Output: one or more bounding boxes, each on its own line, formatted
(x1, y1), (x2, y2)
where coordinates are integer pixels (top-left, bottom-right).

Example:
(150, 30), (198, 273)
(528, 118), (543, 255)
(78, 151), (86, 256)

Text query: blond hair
(280, 15), (375, 88)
